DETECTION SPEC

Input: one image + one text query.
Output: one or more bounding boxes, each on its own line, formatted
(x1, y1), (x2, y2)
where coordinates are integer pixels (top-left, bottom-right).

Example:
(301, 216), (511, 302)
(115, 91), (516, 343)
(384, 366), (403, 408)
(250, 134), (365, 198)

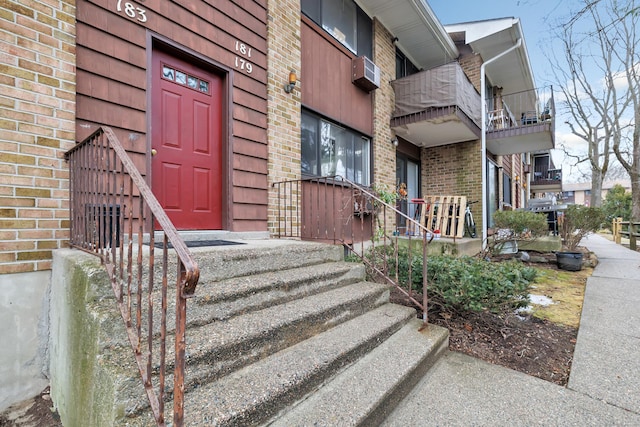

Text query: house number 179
(234, 41), (254, 74)
(116, 0), (147, 23)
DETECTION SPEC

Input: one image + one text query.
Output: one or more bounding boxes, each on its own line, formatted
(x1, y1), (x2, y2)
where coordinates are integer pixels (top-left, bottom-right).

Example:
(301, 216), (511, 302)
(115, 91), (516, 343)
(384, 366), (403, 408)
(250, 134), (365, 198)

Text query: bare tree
(547, 0), (638, 207)
(605, 1), (640, 235)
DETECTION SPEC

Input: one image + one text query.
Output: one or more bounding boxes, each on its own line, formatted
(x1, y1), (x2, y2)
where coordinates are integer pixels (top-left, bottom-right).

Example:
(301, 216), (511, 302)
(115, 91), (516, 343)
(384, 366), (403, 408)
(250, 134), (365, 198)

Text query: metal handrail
(272, 175), (434, 324)
(65, 126), (199, 426)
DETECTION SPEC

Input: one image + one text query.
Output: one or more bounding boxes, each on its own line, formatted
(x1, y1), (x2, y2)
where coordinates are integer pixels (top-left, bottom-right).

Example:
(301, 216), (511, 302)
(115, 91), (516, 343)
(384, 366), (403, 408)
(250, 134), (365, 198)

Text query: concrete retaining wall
(50, 249), (134, 427)
(0, 270), (51, 411)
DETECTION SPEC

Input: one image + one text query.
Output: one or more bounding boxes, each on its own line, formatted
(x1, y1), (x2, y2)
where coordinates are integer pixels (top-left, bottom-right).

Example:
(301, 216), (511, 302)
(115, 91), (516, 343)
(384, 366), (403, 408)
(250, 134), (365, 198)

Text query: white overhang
(356, 0), (459, 70)
(446, 18), (536, 94)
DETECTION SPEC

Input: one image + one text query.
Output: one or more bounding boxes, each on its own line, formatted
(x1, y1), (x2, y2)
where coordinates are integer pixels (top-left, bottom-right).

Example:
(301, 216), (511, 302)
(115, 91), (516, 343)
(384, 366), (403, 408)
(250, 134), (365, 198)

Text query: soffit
(357, 0), (458, 70)
(446, 18), (536, 94)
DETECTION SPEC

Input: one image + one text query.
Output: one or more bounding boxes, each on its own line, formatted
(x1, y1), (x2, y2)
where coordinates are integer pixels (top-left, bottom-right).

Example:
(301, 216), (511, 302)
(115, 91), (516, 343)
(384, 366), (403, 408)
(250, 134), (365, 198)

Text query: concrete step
(119, 280), (391, 416)
(111, 259), (364, 346)
(183, 303), (417, 426)
(269, 319), (449, 426)
(188, 261), (366, 323)
(185, 240), (344, 282)
(56, 241), (451, 427)
(183, 280), (391, 383)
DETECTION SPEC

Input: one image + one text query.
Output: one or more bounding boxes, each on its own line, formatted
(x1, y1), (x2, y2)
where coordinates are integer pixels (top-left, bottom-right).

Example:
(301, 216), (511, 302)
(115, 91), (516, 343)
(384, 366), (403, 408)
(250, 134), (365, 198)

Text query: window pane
(301, 0), (320, 24)
(333, 129), (349, 179)
(359, 138), (370, 186)
(357, 7), (372, 59)
(322, 0), (357, 53)
(320, 121), (339, 176)
(503, 174), (512, 205)
(396, 52), (405, 80)
(301, 113), (318, 175)
(162, 66), (175, 81)
(175, 71), (186, 85)
(407, 161), (419, 200)
(302, 110), (371, 185)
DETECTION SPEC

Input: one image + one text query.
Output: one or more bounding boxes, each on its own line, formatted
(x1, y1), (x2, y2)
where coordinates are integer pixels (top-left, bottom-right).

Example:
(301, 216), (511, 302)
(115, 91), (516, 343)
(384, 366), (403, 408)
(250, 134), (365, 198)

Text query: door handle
(151, 148), (157, 156)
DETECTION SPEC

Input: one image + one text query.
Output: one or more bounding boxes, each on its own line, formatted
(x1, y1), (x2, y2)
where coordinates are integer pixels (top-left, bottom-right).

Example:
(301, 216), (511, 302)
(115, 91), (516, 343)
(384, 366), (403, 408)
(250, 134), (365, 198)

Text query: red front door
(151, 49), (223, 230)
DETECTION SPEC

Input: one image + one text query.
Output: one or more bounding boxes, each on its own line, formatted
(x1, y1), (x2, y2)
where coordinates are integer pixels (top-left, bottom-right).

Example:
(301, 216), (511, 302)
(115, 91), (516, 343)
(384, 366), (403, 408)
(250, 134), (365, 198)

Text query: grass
(528, 265), (592, 328)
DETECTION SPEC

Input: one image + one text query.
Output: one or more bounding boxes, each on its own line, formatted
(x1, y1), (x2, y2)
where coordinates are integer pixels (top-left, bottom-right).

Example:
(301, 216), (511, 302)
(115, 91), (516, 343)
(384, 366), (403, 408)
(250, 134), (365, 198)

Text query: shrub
(493, 210), (549, 238)
(376, 246), (536, 313)
(560, 205), (606, 251)
(602, 184), (632, 226)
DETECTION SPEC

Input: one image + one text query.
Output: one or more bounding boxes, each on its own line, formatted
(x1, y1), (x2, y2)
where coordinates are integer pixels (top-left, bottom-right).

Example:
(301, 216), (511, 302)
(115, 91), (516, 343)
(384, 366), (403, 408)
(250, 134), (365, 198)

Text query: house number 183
(116, 0), (147, 23)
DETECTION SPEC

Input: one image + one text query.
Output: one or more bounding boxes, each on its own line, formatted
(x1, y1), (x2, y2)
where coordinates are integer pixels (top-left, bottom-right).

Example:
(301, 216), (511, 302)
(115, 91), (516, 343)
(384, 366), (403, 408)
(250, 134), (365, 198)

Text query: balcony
(486, 87), (555, 155)
(390, 62), (481, 147)
(530, 166), (562, 192)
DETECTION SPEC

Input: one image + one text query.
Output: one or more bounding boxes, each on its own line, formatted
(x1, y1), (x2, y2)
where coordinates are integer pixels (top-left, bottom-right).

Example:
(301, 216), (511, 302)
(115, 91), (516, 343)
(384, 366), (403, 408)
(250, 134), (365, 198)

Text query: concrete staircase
(53, 240), (448, 426)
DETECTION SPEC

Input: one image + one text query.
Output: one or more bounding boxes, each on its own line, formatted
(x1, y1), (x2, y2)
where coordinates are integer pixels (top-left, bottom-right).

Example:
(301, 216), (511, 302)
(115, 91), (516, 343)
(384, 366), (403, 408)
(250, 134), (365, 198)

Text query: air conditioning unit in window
(352, 56), (380, 92)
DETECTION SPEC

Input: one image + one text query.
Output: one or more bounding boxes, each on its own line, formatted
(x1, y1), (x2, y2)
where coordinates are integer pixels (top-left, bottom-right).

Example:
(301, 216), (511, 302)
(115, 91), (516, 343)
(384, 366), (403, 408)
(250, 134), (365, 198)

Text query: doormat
(151, 239), (245, 249)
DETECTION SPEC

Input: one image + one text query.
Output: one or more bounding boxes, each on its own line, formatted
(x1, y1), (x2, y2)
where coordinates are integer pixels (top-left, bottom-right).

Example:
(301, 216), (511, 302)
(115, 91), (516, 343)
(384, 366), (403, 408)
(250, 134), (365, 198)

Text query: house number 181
(234, 41), (254, 74)
(116, 0), (147, 23)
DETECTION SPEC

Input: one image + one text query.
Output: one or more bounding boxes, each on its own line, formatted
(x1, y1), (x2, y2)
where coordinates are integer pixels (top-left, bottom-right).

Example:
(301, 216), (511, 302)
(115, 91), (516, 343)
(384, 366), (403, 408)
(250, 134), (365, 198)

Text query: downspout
(480, 37), (522, 249)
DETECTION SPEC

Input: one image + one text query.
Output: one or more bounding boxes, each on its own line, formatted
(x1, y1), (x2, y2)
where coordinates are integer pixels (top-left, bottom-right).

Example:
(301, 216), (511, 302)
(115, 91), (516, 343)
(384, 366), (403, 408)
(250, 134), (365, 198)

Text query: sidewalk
(384, 233), (640, 426)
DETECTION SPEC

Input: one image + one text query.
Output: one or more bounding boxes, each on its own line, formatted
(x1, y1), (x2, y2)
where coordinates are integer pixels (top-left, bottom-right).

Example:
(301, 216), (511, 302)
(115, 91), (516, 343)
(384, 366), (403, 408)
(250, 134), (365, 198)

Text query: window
(503, 174), (512, 206)
(302, 110), (371, 185)
(302, 0), (372, 58)
(395, 49), (419, 79)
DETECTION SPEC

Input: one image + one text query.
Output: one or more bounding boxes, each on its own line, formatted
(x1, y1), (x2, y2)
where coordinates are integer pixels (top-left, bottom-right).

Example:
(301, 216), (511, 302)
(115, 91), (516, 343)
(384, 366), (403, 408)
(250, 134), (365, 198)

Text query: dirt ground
(0, 387), (61, 427)
(431, 308), (578, 385)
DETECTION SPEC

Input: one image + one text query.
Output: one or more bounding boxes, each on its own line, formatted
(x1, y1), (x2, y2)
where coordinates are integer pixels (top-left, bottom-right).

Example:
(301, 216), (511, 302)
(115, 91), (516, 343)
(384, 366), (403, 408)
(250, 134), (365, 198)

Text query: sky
(428, 0), (589, 181)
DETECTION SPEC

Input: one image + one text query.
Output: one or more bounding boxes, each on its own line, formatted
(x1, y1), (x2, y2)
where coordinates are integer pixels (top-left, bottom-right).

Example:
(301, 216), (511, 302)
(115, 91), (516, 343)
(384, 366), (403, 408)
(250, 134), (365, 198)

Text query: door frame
(146, 33), (233, 230)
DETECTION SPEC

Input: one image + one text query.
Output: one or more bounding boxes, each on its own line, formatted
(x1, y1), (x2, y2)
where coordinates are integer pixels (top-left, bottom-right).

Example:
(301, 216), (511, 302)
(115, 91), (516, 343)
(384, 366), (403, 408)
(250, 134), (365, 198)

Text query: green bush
(493, 210), (549, 238)
(602, 184), (632, 226)
(560, 205), (606, 251)
(377, 246), (536, 313)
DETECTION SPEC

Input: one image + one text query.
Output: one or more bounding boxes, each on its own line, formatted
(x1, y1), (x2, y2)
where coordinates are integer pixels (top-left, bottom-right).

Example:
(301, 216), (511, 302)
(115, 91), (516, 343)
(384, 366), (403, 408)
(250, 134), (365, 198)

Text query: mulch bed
(390, 255), (580, 386)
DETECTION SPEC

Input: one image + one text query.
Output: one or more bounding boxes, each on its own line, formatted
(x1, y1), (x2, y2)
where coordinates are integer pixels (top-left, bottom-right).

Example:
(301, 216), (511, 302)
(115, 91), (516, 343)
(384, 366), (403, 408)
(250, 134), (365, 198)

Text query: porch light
(391, 137), (399, 147)
(284, 70), (297, 93)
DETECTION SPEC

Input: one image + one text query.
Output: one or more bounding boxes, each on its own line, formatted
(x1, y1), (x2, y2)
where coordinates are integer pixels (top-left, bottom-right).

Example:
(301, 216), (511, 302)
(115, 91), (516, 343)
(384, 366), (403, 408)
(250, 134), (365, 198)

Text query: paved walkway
(384, 233), (640, 426)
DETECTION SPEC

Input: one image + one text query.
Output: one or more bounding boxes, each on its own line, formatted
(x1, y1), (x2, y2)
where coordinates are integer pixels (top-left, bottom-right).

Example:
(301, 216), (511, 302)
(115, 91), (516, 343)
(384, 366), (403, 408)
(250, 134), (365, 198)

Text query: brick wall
(372, 19), (397, 231)
(266, 0), (302, 236)
(458, 45), (483, 93)
(0, 0), (76, 274)
(422, 140), (484, 230)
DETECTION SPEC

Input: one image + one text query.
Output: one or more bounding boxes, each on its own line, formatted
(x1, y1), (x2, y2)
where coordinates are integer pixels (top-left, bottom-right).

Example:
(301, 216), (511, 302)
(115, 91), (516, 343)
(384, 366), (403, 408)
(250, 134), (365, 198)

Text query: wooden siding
(75, 0), (268, 232)
(301, 16), (373, 136)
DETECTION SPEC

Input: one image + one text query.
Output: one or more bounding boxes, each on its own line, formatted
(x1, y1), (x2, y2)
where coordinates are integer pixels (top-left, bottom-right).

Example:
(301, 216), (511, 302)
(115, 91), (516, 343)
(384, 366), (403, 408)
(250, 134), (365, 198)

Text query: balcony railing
(65, 126), (199, 426)
(390, 62), (482, 146)
(485, 86), (555, 155)
(532, 167), (562, 185)
(487, 86), (554, 131)
(392, 62), (481, 124)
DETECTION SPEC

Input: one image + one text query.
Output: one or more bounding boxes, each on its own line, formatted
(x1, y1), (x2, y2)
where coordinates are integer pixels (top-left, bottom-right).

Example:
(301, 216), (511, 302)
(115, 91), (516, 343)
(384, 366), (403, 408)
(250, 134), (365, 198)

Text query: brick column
(372, 19), (397, 234)
(0, 0), (76, 274)
(266, 0), (302, 237)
